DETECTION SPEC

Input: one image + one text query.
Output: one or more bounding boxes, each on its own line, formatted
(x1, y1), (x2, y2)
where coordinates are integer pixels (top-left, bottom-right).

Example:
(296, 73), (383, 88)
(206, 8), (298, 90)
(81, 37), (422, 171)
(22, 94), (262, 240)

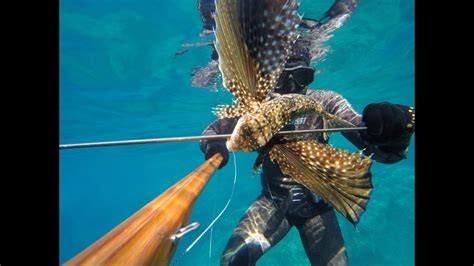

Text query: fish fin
(321, 112), (356, 140)
(212, 104), (248, 119)
(269, 140), (373, 225)
(322, 117), (331, 141)
(252, 144), (273, 175)
(252, 152), (265, 176)
(323, 113), (356, 128)
(214, 0), (302, 106)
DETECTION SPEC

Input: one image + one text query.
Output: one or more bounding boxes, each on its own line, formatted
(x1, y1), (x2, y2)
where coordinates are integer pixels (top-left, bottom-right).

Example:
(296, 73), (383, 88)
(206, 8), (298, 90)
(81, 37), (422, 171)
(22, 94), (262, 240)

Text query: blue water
(60, 0), (414, 265)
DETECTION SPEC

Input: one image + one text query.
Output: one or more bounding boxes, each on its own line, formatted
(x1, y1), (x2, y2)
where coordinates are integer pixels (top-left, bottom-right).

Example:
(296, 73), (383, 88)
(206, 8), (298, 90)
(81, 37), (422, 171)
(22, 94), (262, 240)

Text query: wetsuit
(200, 89), (412, 266)
(196, 0), (414, 265)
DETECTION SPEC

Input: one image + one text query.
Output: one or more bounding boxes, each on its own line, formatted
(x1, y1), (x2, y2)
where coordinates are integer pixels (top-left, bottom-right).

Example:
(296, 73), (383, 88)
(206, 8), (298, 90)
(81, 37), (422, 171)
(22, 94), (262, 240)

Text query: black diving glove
(361, 102), (415, 145)
(204, 140), (229, 169)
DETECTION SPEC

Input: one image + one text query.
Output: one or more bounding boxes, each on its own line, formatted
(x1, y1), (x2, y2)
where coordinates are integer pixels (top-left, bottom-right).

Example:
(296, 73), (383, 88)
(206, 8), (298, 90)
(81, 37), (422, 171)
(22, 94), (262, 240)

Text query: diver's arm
(197, 0), (216, 36)
(300, 0), (358, 28)
(299, 0), (358, 63)
(199, 117), (239, 168)
(321, 0), (358, 23)
(307, 90), (362, 125)
(307, 90), (414, 164)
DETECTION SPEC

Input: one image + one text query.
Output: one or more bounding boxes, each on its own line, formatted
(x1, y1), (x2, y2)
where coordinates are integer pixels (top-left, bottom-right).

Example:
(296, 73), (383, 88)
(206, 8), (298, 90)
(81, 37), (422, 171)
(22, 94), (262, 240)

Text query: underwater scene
(60, 0), (414, 265)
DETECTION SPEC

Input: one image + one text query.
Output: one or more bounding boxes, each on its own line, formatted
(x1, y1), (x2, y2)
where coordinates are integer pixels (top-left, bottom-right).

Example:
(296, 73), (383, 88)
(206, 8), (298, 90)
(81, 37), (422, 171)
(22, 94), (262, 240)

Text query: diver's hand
(361, 102), (415, 144)
(204, 140), (229, 169)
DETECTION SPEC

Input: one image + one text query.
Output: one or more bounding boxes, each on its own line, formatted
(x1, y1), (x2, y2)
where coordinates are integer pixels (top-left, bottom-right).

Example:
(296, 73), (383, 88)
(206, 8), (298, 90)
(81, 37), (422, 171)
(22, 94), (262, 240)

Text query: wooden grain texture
(64, 153), (224, 266)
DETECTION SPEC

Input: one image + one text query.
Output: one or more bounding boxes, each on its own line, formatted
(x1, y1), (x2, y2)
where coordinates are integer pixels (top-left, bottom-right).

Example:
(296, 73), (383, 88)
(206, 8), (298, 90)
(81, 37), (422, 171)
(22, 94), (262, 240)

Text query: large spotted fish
(213, 0), (373, 225)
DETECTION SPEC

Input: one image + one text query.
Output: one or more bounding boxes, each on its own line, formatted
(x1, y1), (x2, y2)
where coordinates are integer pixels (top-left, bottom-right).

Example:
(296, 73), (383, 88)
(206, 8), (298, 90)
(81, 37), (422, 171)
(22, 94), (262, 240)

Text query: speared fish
(213, 0), (373, 225)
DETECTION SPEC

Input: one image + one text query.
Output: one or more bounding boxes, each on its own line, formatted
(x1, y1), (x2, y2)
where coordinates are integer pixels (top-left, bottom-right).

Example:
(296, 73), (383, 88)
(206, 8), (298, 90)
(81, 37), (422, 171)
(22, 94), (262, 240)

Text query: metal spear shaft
(59, 127), (367, 150)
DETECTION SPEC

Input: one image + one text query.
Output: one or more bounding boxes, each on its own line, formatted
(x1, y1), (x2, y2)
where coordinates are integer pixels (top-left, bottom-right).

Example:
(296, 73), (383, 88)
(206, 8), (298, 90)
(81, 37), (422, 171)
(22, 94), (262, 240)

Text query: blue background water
(59, 0), (414, 265)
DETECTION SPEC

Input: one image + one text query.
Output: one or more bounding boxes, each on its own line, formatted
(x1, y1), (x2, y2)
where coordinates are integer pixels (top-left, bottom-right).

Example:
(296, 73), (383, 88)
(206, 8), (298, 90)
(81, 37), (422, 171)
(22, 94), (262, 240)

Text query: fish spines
(269, 140), (373, 225)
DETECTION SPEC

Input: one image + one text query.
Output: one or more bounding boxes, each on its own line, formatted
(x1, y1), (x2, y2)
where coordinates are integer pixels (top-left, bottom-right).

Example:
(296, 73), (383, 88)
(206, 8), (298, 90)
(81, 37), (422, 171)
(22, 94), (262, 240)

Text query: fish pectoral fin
(322, 117), (331, 141)
(252, 152), (265, 176)
(252, 145), (273, 175)
(214, 0), (302, 105)
(212, 104), (249, 119)
(321, 112), (356, 140)
(269, 140), (373, 225)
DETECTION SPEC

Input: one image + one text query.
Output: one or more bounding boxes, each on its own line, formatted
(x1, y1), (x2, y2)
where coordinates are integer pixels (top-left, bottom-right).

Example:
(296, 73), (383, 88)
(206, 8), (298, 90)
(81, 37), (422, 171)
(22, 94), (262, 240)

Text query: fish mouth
(226, 139), (237, 152)
(226, 115), (261, 152)
(226, 117), (246, 152)
(226, 135), (256, 152)
(226, 128), (246, 152)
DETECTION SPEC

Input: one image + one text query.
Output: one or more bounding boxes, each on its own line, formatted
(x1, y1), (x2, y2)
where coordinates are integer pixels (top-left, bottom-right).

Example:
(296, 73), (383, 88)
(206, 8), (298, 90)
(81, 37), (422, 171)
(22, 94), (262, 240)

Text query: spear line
(59, 127), (367, 150)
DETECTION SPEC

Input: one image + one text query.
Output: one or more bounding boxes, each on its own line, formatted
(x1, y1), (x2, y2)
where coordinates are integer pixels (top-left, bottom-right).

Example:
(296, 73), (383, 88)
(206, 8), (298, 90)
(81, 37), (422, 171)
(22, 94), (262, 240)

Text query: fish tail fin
(269, 140), (373, 225)
(323, 112), (356, 128)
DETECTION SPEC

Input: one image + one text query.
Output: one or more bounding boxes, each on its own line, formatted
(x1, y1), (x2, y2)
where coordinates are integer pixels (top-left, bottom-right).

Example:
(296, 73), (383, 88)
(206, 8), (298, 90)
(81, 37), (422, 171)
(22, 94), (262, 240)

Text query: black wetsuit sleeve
(307, 90), (412, 164)
(296, 0), (358, 66)
(199, 117), (239, 154)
